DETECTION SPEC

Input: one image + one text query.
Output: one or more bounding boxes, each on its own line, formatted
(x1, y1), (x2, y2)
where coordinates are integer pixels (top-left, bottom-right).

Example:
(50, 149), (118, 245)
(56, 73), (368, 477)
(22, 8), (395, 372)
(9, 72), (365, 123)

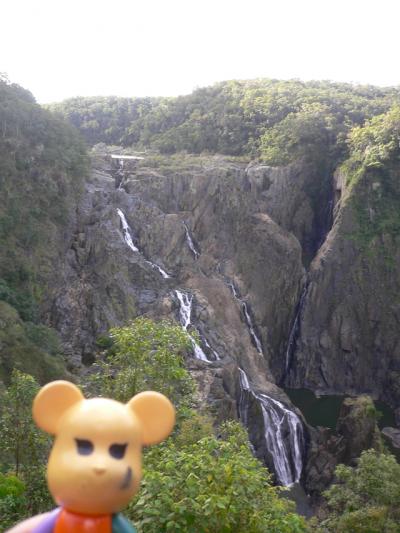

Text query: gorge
(45, 145), (398, 497)
(2, 77), (400, 527)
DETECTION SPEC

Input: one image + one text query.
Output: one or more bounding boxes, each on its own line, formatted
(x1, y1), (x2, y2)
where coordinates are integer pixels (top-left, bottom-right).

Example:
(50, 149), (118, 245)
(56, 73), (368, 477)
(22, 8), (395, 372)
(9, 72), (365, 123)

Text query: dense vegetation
(315, 450), (400, 532)
(2, 318), (399, 531)
(88, 318), (194, 408)
(0, 75), (89, 383)
(50, 79), (400, 166)
(341, 105), (400, 248)
(0, 319), (307, 532)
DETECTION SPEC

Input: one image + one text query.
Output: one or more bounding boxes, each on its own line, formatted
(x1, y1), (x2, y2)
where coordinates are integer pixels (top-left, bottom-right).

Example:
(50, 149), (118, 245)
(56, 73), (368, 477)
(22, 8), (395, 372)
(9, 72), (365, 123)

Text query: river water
(284, 388), (395, 430)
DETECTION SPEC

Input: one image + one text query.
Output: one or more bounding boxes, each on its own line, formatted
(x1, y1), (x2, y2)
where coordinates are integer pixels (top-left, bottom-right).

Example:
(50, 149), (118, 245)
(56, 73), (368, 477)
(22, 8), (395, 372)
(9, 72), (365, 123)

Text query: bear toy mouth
(120, 467), (133, 490)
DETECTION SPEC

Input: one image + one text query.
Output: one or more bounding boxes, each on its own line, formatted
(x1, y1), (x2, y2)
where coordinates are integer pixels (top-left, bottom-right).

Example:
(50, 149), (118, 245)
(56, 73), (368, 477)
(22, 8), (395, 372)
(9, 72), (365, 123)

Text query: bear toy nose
(93, 466), (106, 475)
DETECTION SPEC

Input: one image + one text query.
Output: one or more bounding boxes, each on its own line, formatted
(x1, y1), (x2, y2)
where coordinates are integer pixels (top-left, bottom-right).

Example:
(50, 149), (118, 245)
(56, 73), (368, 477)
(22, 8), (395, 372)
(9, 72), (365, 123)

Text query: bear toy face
(47, 398), (142, 515)
(33, 381), (175, 517)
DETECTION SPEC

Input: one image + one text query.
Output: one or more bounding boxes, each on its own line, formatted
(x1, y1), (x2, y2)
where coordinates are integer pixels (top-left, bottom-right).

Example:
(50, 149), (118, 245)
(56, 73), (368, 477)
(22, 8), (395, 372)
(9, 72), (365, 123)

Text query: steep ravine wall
(43, 150), (400, 496)
(286, 169), (400, 408)
(43, 152), (318, 486)
(49, 153), (312, 382)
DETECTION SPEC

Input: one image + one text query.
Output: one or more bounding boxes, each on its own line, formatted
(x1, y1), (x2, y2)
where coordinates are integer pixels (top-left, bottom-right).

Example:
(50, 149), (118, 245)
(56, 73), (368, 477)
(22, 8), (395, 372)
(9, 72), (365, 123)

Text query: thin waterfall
(284, 284), (308, 374)
(147, 261), (170, 279)
(238, 368), (251, 426)
(238, 368), (304, 486)
(112, 157), (125, 190)
(117, 208), (139, 252)
(183, 222), (200, 259)
(174, 289), (220, 362)
(203, 336), (221, 361)
(117, 208), (171, 279)
(227, 280), (263, 356)
(175, 290), (193, 331)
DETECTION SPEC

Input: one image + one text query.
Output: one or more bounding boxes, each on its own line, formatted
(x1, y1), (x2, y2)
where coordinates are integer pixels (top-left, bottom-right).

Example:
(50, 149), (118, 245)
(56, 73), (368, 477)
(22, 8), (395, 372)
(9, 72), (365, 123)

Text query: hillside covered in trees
(50, 79), (399, 165)
(0, 75), (88, 383)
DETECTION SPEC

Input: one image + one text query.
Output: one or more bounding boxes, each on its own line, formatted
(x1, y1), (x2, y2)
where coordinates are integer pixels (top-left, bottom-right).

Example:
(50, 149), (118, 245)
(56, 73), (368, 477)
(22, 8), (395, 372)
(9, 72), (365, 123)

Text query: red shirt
(54, 508), (112, 533)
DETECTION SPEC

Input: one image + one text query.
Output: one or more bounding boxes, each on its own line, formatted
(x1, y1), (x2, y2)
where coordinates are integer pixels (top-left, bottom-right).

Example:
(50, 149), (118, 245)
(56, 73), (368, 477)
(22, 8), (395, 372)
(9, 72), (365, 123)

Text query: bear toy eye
(109, 443), (127, 459)
(75, 438), (94, 455)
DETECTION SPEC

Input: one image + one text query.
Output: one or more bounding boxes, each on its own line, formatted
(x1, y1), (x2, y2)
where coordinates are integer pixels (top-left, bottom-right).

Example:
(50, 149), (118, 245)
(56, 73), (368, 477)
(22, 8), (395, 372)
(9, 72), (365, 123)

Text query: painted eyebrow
(109, 443), (128, 459)
(75, 438), (94, 455)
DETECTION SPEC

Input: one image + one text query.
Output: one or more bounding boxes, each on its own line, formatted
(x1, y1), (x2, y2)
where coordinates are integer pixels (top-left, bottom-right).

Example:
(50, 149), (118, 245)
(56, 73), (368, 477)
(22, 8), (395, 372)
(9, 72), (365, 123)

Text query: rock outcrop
(286, 168), (400, 408)
(304, 395), (382, 500)
(335, 396), (382, 463)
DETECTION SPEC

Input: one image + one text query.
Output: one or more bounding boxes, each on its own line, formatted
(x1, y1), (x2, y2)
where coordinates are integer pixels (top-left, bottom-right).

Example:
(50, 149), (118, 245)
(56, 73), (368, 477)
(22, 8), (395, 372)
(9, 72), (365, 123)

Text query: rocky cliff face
(38, 147), (400, 495)
(37, 150), (313, 485)
(286, 167), (400, 408)
(48, 151), (308, 381)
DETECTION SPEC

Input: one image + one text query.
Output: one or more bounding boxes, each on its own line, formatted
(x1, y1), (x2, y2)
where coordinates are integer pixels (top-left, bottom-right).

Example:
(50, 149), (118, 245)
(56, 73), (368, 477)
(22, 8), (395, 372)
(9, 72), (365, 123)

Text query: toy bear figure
(9, 381), (175, 532)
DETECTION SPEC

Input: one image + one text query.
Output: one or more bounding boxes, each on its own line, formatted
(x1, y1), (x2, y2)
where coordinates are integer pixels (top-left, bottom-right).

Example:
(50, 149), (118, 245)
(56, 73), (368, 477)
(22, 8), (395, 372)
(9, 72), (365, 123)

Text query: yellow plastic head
(33, 381), (175, 515)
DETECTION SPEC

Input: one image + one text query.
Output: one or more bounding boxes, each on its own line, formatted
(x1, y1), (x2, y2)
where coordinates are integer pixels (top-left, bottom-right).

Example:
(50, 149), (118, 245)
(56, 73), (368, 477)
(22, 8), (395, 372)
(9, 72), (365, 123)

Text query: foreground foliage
(0, 75), (88, 382)
(0, 320), (309, 532)
(89, 317), (194, 407)
(130, 420), (307, 533)
(316, 450), (400, 532)
(0, 371), (53, 527)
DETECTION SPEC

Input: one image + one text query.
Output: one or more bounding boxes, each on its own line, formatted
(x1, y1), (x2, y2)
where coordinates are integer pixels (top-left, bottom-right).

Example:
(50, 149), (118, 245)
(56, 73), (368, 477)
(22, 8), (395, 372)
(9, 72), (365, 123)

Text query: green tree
(347, 105), (400, 170)
(88, 317), (194, 407)
(317, 450), (400, 532)
(51, 79), (399, 158)
(129, 421), (308, 533)
(259, 102), (337, 166)
(342, 106), (400, 248)
(0, 473), (28, 530)
(0, 370), (53, 516)
(0, 370), (44, 475)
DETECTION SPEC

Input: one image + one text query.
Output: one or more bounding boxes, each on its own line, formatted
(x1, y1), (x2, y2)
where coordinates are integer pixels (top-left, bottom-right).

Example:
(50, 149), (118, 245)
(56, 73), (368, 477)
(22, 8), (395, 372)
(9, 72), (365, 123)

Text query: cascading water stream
(117, 208), (139, 252)
(174, 290), (222, 362)
(285, 183), (336, 384)
(116, 208), (171, 279)
(112, 157), (125, 190)
(284, 284), (308, 374)
(227, 280), (263, 356)
(238, 368), (304, 486)
(203, 336), (221, 361)
(183, 222), (200, 259)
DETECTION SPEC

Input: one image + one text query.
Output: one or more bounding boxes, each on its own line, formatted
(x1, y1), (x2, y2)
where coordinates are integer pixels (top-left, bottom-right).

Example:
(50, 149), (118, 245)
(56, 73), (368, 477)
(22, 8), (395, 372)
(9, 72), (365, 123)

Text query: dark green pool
(284, 388), (395, 430)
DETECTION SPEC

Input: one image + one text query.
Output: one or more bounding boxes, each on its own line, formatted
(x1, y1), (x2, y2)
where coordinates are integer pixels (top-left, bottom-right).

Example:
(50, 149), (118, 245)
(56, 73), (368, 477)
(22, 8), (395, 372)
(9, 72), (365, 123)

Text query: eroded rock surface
(286, 172), (400, 408)
(39, 148), (400, 498)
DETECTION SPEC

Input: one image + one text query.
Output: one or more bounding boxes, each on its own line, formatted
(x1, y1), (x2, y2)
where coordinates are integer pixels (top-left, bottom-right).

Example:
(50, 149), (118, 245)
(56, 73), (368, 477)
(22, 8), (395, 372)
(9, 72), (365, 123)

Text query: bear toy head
(33, 381), (175, 516)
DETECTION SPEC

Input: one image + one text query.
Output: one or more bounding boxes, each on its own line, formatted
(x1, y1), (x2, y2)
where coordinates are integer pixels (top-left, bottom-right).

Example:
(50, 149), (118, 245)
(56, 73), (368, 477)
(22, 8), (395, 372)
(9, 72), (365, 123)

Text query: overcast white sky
(2, 0), (400, 103)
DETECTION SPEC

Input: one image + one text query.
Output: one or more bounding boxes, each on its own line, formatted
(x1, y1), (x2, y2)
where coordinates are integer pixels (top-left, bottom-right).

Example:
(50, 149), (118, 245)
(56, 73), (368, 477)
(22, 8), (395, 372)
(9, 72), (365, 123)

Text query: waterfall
(203, 336), (221, 361)
(238, 368), (304, 486)
(111, 157), (125, 190)
(117, 208), (139, 252)
(175, 290), (192, 331)
(174, 290), (213, 362)
(227, 280), (263, 356)
(147, 262), (170, 279)
(242, 302), (263, 355)
(183, 222), (200, 259)
(284, 284), (308, 374)
(117, 208), (171, 278)
(238, 368), (251, 426)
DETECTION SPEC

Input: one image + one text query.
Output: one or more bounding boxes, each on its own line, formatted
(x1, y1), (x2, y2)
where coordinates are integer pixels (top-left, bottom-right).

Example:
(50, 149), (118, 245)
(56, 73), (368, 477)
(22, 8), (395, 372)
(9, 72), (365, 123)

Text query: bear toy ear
(127, 391), (175, 446)
(33, 380), (84, 435)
